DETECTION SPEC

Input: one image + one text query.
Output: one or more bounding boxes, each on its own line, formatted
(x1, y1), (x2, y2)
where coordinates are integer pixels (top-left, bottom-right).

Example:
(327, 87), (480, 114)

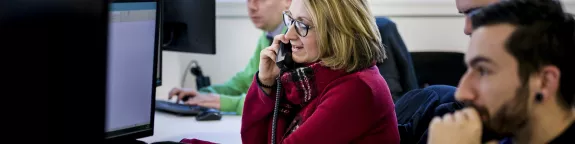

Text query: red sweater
(241, 63), (400, 144)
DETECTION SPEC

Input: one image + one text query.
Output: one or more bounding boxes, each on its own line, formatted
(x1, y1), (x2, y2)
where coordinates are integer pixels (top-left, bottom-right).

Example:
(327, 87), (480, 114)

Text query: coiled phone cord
(270, 70), (284, 144)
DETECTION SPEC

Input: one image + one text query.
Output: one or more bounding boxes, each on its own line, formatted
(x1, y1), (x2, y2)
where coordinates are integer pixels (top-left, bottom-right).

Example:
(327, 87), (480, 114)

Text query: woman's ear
(538, 65), (561, 101)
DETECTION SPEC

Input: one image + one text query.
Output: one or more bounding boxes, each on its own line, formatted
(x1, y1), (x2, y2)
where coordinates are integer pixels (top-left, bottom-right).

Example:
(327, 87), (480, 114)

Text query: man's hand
(428, 107), (483, 144)
(184, 93), (221, 110)
(168, 88), (221, 110)
(168, 88), (198, 101)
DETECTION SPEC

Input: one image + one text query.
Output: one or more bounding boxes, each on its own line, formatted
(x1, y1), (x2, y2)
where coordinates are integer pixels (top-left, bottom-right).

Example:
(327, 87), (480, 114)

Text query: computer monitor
(160, 0), (216, 54)
(4, 1), (109, 143)
(105, 0), (159, 141)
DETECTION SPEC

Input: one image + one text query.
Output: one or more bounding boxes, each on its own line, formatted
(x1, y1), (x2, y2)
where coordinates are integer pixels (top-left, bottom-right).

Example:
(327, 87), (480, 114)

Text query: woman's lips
(291, 45), (303, 52)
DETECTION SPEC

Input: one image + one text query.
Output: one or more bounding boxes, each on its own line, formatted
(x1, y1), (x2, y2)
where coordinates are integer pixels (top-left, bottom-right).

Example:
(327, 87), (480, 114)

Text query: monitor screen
(105, 0), (158, 140)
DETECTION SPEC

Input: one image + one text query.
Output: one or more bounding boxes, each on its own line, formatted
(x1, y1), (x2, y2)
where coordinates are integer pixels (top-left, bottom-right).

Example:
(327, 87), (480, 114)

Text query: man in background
(168, 0), (291, 115)
(394, 0), (504, 143)
(456, 0), (499, 36)
(428, 0), (575, 143)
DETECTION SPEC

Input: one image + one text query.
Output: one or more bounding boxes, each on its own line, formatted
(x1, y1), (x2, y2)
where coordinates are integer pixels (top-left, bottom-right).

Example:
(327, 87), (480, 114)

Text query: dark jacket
(375, 17), (419, 101)
(394, 85), (460, 144)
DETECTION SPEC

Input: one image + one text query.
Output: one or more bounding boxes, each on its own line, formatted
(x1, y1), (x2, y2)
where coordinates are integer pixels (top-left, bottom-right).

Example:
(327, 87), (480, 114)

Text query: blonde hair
(304, 0), (386, 72)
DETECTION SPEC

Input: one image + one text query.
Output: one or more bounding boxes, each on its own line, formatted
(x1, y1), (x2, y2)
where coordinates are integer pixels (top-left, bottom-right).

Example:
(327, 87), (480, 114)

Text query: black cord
(162, 30), (174, 48)
(270, 70), (284, 144)
(181, 60), (199, 88)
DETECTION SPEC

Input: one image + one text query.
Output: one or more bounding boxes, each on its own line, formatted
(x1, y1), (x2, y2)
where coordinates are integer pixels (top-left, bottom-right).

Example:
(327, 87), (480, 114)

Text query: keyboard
(155, 100), (209, 116)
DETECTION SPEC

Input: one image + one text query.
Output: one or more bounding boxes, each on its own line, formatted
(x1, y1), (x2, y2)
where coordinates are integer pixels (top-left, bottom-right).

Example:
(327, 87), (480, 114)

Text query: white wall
(157, 18), (261, 97)
(156, 0), (575, 97)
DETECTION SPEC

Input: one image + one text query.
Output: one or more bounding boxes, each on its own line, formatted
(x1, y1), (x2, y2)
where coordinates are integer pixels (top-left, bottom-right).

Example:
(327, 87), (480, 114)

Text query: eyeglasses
(282, 11), (313, 37)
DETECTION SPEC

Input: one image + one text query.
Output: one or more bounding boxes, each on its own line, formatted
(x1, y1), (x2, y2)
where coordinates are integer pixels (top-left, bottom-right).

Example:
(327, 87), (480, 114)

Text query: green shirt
(199, 27), (286, 115)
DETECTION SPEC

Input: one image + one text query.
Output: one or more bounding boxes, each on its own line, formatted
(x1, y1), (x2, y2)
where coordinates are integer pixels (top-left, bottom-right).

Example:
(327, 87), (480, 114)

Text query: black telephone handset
(270, 42), (294, 144)
(276, 42), (295, 71)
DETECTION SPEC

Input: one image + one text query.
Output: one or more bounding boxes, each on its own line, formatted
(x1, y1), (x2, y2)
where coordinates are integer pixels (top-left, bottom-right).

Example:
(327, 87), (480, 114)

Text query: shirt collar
(266, 23), (285, 38)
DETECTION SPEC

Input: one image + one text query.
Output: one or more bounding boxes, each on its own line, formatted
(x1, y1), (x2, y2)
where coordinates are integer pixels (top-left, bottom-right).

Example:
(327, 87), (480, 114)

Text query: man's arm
(199, 45), (261, 95)
(216, 94), (246, 114)
(197, 52), (257, 114)
(198, 33), (267, 114)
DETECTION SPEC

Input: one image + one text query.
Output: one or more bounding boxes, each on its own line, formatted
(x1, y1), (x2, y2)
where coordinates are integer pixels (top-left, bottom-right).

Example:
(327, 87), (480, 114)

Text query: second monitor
(160, 0), (216, 54)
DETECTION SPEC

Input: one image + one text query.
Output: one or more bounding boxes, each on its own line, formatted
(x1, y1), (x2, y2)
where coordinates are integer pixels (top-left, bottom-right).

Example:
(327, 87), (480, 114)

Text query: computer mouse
(195, 109), (222, 121)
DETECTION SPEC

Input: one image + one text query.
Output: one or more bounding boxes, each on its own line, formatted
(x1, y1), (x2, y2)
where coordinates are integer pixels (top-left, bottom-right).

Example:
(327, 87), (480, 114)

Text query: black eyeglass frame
(282, 11), (313, 37)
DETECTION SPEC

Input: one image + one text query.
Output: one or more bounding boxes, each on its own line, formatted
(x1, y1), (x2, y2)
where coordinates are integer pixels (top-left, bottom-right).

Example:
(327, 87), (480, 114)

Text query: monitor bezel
(105, 0), (159, 141)
(156, 0), (163, 87)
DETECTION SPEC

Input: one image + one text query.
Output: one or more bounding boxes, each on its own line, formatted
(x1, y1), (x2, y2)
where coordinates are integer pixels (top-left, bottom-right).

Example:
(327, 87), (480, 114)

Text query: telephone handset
(276, 42), (295, 71)
(270, 41), (295, 144)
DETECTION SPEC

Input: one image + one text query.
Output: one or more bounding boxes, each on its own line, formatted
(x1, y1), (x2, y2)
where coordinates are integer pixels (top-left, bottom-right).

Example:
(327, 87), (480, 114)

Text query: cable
(162, 30), (174, 48)
(270, 70), (284, 144)
(181, 60), (199, 88)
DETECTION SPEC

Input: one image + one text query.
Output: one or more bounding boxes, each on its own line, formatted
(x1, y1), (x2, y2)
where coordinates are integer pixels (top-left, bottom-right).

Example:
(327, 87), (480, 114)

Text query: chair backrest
(409, 51), (467, 88)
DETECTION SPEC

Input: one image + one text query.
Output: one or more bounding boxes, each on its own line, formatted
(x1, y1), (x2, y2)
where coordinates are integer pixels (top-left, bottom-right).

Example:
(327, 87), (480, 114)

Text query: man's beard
(463, 85), (531, 139)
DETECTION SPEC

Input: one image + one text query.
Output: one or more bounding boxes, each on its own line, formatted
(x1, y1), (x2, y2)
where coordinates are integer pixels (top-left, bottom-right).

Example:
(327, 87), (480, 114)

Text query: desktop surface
(140, 111), (242, 144)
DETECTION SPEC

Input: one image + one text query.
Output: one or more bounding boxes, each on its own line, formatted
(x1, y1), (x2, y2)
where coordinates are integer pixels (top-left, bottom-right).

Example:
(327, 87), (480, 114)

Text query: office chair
(409, 51), (467, 88)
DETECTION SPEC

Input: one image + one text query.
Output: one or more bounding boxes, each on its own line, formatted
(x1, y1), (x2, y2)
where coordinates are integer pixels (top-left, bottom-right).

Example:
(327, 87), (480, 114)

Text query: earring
(535, 92), (544, 103)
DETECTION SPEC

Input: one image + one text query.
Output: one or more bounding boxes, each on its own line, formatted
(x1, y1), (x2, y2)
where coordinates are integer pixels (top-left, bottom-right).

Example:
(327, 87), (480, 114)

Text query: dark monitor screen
(105, 0), (159, 140)
(3, 0), (109, 143)
(160, 0), (216, 54)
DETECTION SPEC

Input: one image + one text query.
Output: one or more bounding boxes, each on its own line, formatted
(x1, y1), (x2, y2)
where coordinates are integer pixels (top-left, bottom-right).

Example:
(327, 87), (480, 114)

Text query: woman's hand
(258, 34), (289, 86)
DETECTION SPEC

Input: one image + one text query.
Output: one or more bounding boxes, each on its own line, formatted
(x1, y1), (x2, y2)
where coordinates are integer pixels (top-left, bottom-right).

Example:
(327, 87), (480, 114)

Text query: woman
(241, 0), (400, 143)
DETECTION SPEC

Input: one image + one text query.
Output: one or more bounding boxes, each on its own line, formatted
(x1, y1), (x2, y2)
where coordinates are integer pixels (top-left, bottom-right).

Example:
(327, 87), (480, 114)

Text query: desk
(139, 111), (243, 144)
